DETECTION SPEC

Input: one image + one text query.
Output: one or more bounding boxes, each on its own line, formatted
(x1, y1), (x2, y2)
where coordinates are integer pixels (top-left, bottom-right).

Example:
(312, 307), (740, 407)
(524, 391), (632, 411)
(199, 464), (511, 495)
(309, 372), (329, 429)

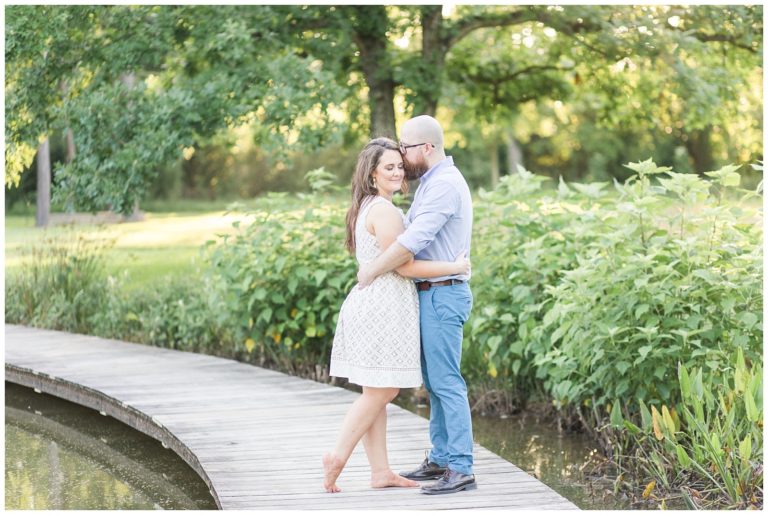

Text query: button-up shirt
(396, 156), (473, 282)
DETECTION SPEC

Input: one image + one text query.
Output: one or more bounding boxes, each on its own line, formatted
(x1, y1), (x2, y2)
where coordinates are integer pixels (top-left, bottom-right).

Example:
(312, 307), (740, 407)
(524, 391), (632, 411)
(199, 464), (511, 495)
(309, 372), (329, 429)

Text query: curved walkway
(5, 325), (578, 510)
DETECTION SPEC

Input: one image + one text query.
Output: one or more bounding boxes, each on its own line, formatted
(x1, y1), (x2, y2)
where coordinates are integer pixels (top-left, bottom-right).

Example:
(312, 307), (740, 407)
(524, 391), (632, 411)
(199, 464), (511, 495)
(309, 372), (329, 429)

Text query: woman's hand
(453, 252), (471, 276)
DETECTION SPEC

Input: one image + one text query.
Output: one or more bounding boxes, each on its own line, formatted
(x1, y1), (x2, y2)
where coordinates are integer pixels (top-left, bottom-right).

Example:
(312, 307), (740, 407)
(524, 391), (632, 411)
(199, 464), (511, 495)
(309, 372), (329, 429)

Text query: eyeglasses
(399, 141), (429, 154)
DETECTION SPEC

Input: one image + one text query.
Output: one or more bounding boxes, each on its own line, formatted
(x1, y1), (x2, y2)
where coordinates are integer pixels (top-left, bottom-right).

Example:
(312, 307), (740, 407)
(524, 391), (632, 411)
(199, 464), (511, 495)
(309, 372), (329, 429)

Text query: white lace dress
(329, 196), (422, 388)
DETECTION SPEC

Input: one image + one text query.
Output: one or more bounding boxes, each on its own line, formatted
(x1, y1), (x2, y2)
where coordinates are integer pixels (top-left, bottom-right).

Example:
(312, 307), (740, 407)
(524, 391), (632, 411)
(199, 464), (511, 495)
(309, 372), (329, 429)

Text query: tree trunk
(351, 7), (397, 139)
(119, 72), (143, 220)
(505, 131), (523, 174)
(417, 6), (445, 117)
(685, 126), (715, 174)
(60, 80), (76, 164)
(472, 151), (485, 189)
(35, 139), (51, 228)
(65, 129), (75, 163)
(367, 79), (396, 139)
(490, 141), (500, 188)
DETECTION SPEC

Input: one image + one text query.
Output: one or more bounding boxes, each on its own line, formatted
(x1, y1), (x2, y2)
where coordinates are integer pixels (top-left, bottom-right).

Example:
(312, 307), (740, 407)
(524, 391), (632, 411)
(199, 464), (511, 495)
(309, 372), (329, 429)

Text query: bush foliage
(5, 160), (762, 507)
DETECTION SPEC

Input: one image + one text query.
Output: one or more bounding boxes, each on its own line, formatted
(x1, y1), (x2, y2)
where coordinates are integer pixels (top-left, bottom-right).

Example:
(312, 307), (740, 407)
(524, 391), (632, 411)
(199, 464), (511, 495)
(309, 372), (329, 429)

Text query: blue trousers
(419, 282), (474, 475)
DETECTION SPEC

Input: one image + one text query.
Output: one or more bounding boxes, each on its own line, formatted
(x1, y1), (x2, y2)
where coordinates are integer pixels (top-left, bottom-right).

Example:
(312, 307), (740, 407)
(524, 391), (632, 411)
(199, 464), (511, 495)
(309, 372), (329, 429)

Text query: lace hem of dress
(330, 360), (423, 388)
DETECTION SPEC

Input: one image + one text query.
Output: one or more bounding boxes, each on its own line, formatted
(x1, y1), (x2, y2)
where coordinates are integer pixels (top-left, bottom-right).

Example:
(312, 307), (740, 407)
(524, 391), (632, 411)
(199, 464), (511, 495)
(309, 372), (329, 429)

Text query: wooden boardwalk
(5, 325), (578, 510)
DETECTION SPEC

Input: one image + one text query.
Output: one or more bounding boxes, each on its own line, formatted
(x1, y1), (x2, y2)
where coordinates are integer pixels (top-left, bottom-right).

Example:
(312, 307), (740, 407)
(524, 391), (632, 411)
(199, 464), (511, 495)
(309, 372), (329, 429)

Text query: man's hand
(454, 251), (471, 276)
(357, 264), (376, 289)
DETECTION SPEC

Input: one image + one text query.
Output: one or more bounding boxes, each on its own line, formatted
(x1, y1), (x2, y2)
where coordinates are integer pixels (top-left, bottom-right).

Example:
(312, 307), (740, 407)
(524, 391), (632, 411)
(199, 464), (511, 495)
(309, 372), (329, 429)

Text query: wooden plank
(5, 324), (578, 510)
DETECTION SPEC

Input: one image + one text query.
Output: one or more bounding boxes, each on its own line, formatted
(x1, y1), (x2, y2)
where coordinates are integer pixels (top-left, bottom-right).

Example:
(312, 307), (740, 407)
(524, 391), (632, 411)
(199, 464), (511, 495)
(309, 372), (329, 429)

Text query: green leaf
(744, 391), (759, 422)
(723, 172), (741, 187)
(661, 405), (676, 437)
(675, 444), (691, 468)
(623, 158), (672, 178)
(739, 312), (758, 329)
(314, 270), (328, 285)
(634, 303), (650, 319)
(678, 363), (691, 399)
(487, 335), (503, 355)
(610, 400), (624, 428)
(738, 436), (752, 463)
(639, 400), (653, 431)
(710, 433), (722, 455)
(623, 420), (642, 435)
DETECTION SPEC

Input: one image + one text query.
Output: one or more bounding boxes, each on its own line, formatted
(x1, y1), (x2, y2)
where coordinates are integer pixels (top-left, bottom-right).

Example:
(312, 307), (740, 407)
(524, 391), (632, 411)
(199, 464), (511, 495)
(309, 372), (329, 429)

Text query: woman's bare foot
(322, 453), (345, 493)
(371, 470), (420, 489)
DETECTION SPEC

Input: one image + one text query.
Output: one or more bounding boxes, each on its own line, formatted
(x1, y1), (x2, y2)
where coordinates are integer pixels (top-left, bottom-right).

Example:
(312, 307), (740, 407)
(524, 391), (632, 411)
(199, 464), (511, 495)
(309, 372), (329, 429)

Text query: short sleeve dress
(329, 196), (422, 388)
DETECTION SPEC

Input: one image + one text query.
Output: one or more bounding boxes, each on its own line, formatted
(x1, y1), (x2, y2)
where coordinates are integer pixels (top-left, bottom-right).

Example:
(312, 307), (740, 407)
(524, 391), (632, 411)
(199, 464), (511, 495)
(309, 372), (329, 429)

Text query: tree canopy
(5, 5), (763, 212)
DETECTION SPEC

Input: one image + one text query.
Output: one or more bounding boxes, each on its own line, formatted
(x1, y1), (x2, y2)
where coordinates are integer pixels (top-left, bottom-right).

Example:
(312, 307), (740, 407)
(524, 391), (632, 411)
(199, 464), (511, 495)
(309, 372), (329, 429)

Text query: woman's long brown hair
(345, 137), (408, 254)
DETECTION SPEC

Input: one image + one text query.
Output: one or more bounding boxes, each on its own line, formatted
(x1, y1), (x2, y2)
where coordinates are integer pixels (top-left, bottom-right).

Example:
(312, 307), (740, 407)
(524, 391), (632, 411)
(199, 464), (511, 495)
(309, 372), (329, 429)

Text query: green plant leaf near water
(610, 400), (624, 428)
(661, 405), (676, 439)
(738, 436), (752, 466)
(639, 400), (653, 432)
(678, 362), (692, 399)
(675, 444), (691, 468)
(744, 391), (759, 422)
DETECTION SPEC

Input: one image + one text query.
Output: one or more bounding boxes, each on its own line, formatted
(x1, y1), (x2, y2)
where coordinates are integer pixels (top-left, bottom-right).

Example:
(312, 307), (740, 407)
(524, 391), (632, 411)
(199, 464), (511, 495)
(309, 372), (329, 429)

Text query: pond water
(5, 382), (217, 510)
(395, 394), (631, 510)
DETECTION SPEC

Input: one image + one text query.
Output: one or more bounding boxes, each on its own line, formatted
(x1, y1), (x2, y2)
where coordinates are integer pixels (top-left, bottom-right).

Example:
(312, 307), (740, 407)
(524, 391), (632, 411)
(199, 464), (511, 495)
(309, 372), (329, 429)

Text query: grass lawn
(5, 208), (253, 291)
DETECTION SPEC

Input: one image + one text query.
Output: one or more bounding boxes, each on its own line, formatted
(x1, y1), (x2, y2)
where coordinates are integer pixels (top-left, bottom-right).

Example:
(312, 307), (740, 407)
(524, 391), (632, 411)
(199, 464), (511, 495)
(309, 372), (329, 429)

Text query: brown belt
(416, 279), (465, 291)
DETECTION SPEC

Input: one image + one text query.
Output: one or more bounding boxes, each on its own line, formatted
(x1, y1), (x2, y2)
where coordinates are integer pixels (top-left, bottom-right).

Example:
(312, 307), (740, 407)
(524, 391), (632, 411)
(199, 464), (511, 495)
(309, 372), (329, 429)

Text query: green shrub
(464, 168), (610, 403)
(205, 192), (357, 375)
(533, 161), (762, 411)
(90, 272), (236, 355)
(5, 230), (113, 333)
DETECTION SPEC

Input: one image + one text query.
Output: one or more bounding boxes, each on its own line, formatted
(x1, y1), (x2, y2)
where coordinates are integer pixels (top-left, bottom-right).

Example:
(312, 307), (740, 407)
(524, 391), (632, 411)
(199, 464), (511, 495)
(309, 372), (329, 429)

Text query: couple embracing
(322, 115), (476, 495)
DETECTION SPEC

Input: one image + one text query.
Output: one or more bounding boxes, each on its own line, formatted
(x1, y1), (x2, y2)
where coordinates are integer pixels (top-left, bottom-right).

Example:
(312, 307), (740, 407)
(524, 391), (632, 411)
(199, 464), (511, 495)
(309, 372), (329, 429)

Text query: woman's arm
(368, 202), (469, 280)
(396, 255), (468, 279)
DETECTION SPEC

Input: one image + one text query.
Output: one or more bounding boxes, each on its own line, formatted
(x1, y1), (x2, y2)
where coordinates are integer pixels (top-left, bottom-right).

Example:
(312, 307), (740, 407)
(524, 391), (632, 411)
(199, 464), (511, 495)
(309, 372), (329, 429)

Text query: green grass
(5, 206), (254, 290)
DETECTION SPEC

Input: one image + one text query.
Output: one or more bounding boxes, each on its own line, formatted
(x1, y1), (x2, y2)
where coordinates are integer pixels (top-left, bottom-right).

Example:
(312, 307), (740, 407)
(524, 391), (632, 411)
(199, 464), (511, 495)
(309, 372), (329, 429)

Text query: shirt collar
(420, 156), (454, 182)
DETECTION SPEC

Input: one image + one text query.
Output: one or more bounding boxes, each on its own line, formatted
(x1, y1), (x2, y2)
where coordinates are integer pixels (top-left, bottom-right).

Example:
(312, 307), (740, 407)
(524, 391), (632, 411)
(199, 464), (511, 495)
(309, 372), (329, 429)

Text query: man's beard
(403, 155), (429, 180)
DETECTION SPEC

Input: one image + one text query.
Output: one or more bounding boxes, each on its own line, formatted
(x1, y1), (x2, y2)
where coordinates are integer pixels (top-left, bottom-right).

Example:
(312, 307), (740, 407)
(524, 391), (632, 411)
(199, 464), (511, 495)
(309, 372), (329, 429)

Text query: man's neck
(425, 152), (448, 169)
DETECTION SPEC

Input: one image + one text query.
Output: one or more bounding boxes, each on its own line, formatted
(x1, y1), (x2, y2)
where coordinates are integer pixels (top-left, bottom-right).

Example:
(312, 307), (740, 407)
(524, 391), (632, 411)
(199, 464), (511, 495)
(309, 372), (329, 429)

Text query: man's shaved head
(401, 115), (444, 151)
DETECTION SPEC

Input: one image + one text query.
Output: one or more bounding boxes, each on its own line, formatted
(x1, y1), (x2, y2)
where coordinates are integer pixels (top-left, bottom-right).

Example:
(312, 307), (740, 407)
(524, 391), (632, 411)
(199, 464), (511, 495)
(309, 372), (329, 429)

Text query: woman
(322, 138), (470, 493)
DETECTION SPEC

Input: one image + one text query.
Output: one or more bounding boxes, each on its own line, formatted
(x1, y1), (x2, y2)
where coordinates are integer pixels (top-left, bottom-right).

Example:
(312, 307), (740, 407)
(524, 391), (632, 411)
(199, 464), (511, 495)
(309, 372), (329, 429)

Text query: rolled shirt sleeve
(396, 179), (459, 256)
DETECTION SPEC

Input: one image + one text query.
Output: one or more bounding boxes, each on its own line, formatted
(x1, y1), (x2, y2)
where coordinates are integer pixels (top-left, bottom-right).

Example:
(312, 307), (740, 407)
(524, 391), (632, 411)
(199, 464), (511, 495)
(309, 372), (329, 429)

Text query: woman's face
(372, 149), (405, 195)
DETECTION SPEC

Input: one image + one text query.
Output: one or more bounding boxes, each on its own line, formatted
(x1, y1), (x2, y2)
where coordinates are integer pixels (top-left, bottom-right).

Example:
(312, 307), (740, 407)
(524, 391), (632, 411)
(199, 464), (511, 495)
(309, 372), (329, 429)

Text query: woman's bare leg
(363, 405), (420, 488)
(323, 386), (398, 493)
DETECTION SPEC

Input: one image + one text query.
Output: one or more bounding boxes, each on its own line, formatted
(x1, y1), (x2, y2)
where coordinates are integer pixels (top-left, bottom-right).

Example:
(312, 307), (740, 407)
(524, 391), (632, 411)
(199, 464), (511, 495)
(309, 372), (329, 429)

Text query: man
(357, 115), (475, 494)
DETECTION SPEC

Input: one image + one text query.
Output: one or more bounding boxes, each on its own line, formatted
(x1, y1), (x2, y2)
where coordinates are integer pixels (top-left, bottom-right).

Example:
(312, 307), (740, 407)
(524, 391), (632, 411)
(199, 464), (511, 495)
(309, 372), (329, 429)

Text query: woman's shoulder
(361, 195), (393, 210)
(367, 196), (398, 212)
(367, 198), (403, 226)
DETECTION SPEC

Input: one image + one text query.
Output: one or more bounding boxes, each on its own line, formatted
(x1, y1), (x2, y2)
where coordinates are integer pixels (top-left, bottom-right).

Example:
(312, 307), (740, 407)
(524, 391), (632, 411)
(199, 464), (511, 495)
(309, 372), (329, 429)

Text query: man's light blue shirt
(396, 156), (473, 282)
